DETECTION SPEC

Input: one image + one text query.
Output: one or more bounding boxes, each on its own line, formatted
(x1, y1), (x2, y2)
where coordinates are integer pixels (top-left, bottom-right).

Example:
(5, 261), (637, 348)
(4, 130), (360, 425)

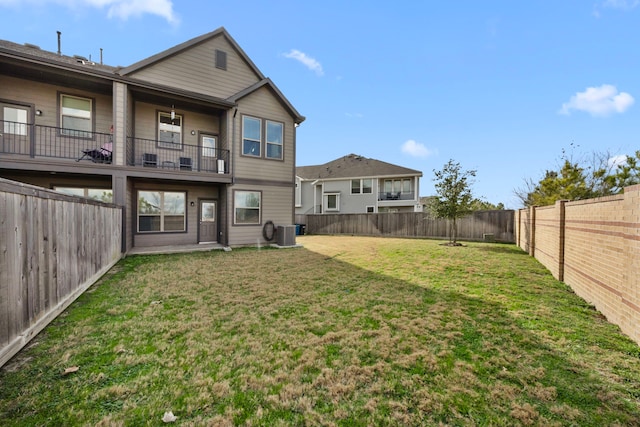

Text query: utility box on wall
(277, 225), (296, 246)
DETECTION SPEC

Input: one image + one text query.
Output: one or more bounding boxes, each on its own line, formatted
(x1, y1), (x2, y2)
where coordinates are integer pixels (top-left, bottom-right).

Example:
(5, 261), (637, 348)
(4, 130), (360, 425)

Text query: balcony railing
(1, 120), (112, 160)
(378, 191), (416, 201)
(0, 121), (229, 175)
(126, 136), (229, 174)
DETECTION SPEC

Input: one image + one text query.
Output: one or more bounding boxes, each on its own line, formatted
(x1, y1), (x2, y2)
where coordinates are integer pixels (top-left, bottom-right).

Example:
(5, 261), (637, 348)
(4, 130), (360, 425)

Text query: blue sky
(1, 0), (638, 208)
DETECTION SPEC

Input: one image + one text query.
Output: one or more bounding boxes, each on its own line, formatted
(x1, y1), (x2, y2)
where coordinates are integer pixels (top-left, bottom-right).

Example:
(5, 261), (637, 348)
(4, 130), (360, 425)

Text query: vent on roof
(24, 43), (41, 50)
(73, 54), (95, 65)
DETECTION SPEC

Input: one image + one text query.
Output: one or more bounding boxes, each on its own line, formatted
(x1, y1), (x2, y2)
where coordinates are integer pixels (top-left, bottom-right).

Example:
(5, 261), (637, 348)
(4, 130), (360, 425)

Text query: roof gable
(119, 27), (265, 99)
(297, 154), (423, 180)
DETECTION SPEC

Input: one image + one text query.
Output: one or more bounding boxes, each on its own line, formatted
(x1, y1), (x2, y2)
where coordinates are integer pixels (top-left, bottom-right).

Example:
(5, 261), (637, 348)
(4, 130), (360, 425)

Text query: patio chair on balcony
(143, 153), (157, 167)
(179, 157), (192, 171)
(76, 142), (112, 164)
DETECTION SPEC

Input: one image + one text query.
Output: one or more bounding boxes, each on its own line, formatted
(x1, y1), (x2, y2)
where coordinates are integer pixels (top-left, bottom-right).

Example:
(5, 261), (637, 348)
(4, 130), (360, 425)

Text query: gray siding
(126, 36), (260, 99)
(232, 87), (296, 182)
(226, 184), (294, 247)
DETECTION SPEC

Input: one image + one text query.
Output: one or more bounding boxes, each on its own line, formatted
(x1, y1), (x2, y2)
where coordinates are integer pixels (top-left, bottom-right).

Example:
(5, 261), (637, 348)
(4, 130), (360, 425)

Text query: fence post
(557, 200), (567, 282)
(529, 206), (536, 257)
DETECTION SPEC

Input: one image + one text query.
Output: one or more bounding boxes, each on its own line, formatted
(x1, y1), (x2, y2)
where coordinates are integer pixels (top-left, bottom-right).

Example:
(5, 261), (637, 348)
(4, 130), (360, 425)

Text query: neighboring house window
(295, 179), (302, 207)
(266, 120), (283, 160)
(403, 178), (411, 193)
(351, 179), (373, 194)
(137, 191), (186, 232)
(325, 193), (340, 211)
(242, 116), (261, 157)
(215, 49), (227, 70)
(3, 106), (28, 136)
(158, 112), (182, 149)
(54, 187), (113, 203)
(60, 94), (92, 137)
(234, 190), (261, 224)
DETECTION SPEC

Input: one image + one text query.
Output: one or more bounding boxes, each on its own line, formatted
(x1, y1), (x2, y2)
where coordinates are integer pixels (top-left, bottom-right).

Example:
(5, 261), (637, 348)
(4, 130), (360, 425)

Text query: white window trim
(60, 93), (93, 137)
(234, 190), (262, 225)
(265, 120), (284, 160)
(325, 192), (340, 212)
(158, 111), (183, 149)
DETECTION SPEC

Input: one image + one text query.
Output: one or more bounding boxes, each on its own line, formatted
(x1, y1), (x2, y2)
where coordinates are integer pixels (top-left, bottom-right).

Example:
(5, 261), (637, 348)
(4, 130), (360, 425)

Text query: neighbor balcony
(0, 121), (229, 175)
(378, 191), (416, 201)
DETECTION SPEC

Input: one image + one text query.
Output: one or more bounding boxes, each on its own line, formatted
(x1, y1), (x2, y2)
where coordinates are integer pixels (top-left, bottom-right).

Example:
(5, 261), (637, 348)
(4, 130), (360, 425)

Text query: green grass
(1, 235), (639, 426)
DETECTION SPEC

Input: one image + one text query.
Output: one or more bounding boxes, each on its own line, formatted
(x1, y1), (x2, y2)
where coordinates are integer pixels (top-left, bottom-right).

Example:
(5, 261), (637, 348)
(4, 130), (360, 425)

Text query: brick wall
(516, 185), (640, 344)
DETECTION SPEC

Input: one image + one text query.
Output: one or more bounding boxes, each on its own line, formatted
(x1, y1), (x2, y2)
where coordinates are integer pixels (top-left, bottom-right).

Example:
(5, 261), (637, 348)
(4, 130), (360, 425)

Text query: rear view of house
(296, 154), (423, 214)
(0, 27), (304, 250)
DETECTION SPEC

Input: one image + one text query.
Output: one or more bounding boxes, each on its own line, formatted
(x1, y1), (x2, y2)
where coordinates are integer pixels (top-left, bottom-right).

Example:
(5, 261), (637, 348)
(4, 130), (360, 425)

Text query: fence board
(300, 211), (514, 242)
(0, 178), (123, 367)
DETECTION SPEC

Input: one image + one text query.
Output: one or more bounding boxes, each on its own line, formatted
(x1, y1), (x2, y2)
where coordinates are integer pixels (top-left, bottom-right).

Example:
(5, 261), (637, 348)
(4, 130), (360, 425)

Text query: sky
(1, 0), (639, 208)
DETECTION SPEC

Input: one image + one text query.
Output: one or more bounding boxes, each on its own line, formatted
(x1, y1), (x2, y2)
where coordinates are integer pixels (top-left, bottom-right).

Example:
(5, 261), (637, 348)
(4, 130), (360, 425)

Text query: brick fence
(515, 184), (640, 344)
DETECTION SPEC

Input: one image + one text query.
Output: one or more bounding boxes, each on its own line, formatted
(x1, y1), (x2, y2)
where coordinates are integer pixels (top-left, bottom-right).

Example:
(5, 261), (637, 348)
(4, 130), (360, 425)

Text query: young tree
(431, 159), (476, 245)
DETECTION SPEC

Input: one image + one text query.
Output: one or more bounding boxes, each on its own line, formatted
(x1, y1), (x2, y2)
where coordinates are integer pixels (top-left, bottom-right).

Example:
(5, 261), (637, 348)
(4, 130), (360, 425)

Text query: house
(295, 154), (423, 214)
(0, 27), (304, 251)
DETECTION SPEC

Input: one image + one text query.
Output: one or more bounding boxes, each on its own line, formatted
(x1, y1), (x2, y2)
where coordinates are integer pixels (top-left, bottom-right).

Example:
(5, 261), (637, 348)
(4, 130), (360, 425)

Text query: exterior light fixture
(170, 105), (175, 120)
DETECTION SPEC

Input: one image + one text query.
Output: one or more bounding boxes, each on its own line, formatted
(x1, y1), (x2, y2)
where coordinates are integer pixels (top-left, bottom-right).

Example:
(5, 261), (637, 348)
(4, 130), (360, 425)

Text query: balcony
(0, 121), (229, 175)
(126, 137), (228, 174)
(378, 191), (416, 201)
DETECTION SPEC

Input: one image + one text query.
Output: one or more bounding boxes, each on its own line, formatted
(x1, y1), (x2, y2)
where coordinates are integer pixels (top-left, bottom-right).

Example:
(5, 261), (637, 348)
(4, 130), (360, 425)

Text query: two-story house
(0, 27), (304, 251)
(296, 154), (423, 214)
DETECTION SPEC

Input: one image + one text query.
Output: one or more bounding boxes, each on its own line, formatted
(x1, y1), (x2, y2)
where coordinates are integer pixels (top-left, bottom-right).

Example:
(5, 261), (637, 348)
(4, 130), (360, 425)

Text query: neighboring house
(296, 154), (423, 214)
(0, 27), (304, 250)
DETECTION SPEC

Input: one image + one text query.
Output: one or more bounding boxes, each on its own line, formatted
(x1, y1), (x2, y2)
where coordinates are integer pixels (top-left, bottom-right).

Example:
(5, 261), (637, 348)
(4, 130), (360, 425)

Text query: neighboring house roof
(297, 154), (423, 180)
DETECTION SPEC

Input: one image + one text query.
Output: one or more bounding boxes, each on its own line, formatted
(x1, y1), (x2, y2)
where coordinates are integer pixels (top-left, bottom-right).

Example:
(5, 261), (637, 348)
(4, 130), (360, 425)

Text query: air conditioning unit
(277, 225), (296, 246)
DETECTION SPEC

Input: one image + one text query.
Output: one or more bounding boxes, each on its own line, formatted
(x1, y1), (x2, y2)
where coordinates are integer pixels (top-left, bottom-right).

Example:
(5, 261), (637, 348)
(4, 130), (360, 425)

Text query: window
(137, 191), (186, 232)
(242, 116), (261, 157)
(158, 112), (182, 149)
(366, 206), (375, 213)
(234, 191), (261, 224)
(60, 94), (92, 137)
(266, 120), (283, 160)
(202, 135), (216, 157)
(325, 193), (340, 211)
(215, 49), (227, 70)
(3, 106), (27, 136)
(54, 187), (113, 203)
(351, 179), (373, 194)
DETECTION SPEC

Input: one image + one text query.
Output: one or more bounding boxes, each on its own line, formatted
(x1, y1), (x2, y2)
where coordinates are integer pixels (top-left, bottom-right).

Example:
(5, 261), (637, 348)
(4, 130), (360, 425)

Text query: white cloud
(559, 84), (634, 117)
(345, 112), (364, 118)
(0, 0), (178, 24)
(602, 0), (640, 10)
(283, 49), (324, 76)
(401, 140), (434, 158)
(608, 154), (628, 168)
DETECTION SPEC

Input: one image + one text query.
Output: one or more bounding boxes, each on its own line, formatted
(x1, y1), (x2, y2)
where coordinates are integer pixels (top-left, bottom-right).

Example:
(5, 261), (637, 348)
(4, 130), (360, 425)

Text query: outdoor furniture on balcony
(143, 153), (158, 167)
(76, 142), (112, 163)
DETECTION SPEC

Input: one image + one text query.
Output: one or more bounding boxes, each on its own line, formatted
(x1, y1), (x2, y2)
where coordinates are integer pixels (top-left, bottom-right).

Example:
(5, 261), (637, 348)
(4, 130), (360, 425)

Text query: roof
(297, 154), (423, 180)
(0, 28), (303, 121)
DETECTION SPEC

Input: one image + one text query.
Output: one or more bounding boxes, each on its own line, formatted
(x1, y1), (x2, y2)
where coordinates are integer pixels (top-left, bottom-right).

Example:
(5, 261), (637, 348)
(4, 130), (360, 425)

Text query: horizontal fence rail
(298, 210), (515, 242)
(0, 178), (123, 367)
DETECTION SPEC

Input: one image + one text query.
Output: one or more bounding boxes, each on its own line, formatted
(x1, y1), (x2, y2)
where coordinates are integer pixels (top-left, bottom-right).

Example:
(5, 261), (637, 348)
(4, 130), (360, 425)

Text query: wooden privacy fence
(297, 210), (514, 242)
(0, 178), (123, 367)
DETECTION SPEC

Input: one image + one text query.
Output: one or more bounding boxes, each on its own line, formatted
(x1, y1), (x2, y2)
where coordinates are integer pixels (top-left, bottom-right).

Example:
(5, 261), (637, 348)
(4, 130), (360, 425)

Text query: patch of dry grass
(1, 235), (639, 426)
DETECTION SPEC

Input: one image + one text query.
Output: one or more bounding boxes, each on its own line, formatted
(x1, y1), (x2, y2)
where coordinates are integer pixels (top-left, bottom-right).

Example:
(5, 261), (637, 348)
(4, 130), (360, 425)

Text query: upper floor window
(60, 94), (92, 137)
(266, 121), (283, 160)
(158, 112), (182, 149)
(242, 116), (261, 157)
(3, 106), (28, 136)
(351, 179), (373, 194)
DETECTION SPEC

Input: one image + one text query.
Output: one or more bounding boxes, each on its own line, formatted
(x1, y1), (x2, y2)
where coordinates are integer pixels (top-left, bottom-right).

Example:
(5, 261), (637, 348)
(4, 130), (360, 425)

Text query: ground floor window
(325, 193), (340, 211)
(54, 186), (113, 203)
(137, 191), (186, 232)
(234, 190), (261, 224)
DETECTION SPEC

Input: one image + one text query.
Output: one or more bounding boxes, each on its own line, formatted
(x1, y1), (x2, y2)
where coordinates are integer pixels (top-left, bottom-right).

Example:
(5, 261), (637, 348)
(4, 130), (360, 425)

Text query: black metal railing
(378, 191), (416, 201)
(126, 136), (229, 174)
(0, 121), (230, 175)
(1, 120), (112, 160)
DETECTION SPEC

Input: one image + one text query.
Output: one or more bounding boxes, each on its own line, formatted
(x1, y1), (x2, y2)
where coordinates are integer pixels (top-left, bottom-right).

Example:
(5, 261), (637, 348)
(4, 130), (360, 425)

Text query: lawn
(1, 235), (639, 426)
